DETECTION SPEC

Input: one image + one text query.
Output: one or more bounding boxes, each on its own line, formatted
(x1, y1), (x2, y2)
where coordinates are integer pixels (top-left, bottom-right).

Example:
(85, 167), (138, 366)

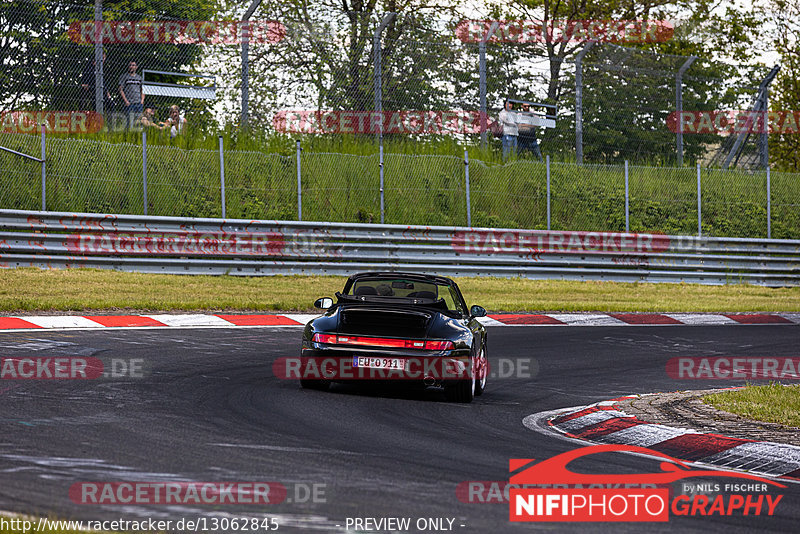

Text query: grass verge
(1, 268), (798, 313)
(704, 384), (800, 428)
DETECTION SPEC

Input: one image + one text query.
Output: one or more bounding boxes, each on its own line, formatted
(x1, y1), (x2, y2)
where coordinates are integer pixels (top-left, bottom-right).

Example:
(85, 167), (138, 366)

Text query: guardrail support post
(296, 140), (302, 221)
(40, 123), (46, 211)
(546, 155), (551, 230)
(219, 135), (226, 218)
(379, 144), (385, 224)
(462, 148), (471, 227)
(624, 160), (629, 232)
(697, 163), (702, 237)
(142, 128), (148, 216)
(767, 166), (771, 239)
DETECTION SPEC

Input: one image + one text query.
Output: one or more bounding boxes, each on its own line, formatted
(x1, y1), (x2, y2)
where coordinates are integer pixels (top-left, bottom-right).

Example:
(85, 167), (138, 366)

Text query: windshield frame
(341, 274), (468, 317)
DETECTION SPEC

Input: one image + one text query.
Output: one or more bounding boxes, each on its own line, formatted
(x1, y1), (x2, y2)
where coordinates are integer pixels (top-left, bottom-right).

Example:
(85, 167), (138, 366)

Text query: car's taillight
(312, 333), (338, 344)
(312, 333), (453, 350)
(423, 340), (455, 350)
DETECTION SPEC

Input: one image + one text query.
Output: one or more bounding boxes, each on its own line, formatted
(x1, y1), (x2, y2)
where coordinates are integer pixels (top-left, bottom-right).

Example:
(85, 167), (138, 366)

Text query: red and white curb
(523, 395), (800, 483)
(0, 312), (798, 332)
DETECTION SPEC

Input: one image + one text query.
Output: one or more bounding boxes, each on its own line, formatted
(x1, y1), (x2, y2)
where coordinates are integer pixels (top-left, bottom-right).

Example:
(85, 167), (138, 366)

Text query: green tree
(212, 0), (470, 130)
(0, 0), (218, 112)
(498, 0), (768, 164)
(764, 0), (799, 171)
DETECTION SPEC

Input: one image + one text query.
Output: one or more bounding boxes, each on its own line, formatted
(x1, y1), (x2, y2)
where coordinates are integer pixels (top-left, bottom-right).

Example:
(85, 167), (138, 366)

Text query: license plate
(352, 356), (407, 370)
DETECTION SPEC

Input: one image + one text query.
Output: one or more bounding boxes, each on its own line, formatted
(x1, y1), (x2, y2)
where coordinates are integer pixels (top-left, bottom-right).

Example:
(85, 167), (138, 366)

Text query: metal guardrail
(1, 209), (798, 286)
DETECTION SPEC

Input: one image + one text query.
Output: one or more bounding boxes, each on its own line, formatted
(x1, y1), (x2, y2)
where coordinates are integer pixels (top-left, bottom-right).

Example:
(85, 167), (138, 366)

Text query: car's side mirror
(314, 297), (333, 309)
(470, 305), (487, 318)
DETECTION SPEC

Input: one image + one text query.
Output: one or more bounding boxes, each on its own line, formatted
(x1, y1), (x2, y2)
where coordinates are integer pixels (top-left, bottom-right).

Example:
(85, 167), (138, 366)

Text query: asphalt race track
(0, 325), (798, 533)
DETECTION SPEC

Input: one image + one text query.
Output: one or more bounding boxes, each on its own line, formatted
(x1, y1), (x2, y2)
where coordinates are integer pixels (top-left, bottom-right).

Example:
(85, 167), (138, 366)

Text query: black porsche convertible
(299, 272), (488, 402)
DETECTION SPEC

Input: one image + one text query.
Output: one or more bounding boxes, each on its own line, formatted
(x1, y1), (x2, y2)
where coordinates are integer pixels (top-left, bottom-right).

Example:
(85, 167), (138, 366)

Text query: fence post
(546, 155), (551, 230)
(219, 135), (226, 218)
(240, 0), (263, 130)
(374, 13), (396, 145)
(767, 166), (771, 239)
(478, 22), (499, 149)
(697, 163), (702, 237)
(464, 149), (471, 226)
(624, 160), (629, 232)
(676, 56), (696, 167)
(575, 41), (595, 165)
(40, 123), (46, 211)
(759, 87), (770, 169)
(379, 144), (385, 224)
(296, 140), (302, 221)
(142, 128), (148, 216)
(94, 0), (103, 115)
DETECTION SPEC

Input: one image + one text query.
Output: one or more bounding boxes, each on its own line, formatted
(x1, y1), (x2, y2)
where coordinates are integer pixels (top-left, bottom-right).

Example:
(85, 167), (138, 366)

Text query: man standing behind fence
(518, 103), (543, 161)
(119, 61), (144, 129)
(498, 100), (518, 161)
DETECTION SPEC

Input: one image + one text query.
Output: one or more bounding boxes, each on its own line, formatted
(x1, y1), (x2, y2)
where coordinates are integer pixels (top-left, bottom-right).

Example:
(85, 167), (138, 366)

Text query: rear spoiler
(335, 292), (451, 313)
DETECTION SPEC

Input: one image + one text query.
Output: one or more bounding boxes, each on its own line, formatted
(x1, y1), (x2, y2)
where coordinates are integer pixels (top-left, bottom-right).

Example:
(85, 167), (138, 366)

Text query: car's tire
(444, 357), (476, 403)
(474, 347), (487, 397)
(300, 379), (330, 391)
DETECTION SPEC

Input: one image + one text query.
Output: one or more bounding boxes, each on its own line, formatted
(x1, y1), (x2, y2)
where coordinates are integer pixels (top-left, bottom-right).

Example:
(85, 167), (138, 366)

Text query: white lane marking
(594, 424), (698, 447)
(703, 442), (800, 477)
(2, 313), (797, 332)
(0, 339), (75, 351)
(778, 313), (800, 324)
(20, 316), (105, 329)
(144, 314), (235, 327)
(548, 314), (628, 326)
(282, 314), (321, 325)
(210, 443), (373, 456)
(665, 313), (736, 325)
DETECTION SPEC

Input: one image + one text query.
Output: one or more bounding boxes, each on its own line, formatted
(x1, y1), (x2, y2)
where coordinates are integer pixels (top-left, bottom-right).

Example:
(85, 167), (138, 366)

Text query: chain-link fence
(1, 1), (795, 240)
(0, 2), (782, 167)
(1, 131), (798, 238)
(0, 0), (219, 133)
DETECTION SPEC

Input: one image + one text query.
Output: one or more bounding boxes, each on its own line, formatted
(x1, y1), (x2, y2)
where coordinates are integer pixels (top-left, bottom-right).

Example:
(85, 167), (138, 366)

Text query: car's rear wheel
(444, 356), (476, 403)
(474, 347), (487, 396)
(300, 379), (330, 390)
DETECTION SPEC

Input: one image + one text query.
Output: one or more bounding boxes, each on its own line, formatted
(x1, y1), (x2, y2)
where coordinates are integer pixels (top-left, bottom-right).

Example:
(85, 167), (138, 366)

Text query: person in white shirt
(498, 100), (518, 161)
(164, 105), (187, 138)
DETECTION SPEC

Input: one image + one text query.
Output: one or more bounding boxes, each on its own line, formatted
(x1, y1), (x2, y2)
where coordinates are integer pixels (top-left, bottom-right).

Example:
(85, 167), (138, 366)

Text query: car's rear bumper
(289, 348), (475, 383)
